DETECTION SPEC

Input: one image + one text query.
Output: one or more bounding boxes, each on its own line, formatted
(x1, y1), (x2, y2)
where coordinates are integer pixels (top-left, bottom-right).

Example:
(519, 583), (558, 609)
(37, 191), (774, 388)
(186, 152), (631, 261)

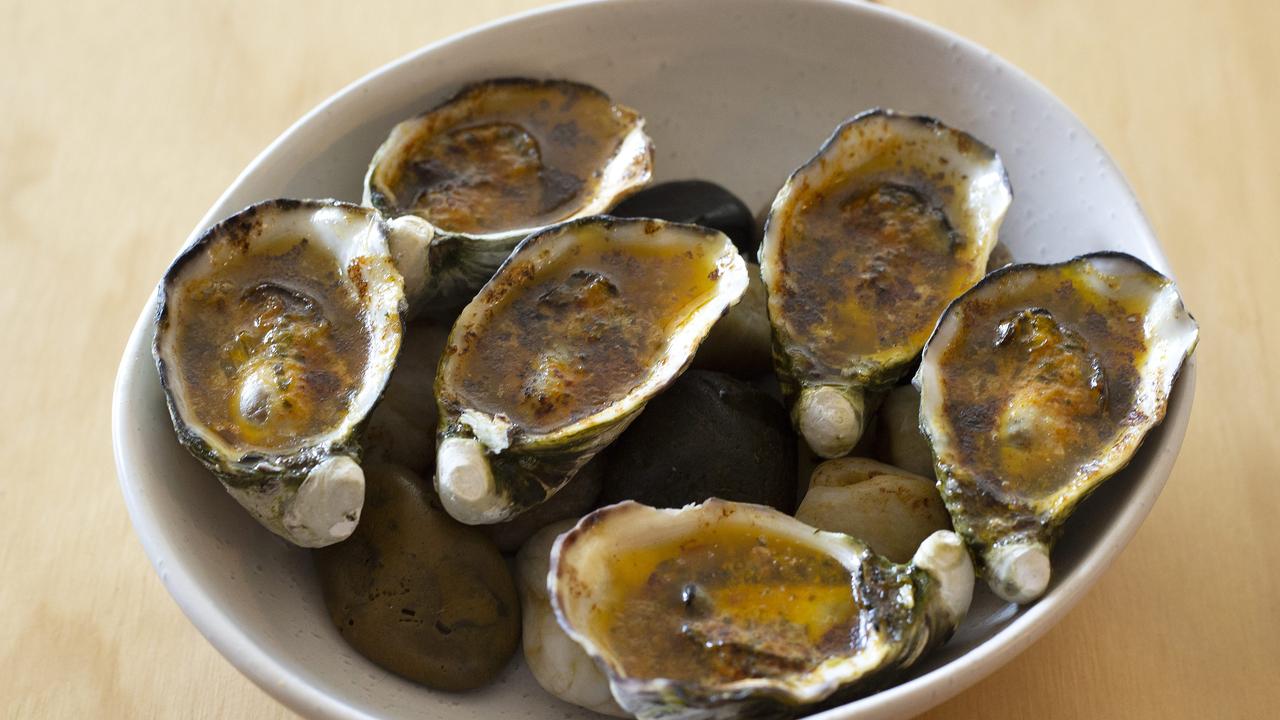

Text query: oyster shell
(154, 199), (404, 547)
(364, 78), (653, 313)
(550, 499), (974, 720)
(917, 252), (1198, 602)
(433, 217), (748, 525)
(760, 109), (1012, 459)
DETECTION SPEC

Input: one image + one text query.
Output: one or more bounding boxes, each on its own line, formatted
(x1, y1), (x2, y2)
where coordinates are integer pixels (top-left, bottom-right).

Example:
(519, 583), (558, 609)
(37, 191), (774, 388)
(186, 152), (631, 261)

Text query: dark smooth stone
(315, 464), (519, 691)
(600, 370), (797, 512)
(610, 180), (758, 256)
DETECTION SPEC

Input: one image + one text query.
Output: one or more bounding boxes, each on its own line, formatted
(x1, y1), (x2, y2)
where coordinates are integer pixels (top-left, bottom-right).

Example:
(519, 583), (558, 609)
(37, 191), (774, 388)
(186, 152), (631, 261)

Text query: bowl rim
(112, 0), (1197, 718)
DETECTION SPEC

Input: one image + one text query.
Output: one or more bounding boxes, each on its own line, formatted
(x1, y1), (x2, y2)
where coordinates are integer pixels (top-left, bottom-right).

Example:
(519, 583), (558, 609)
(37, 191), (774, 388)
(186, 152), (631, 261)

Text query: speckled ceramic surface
(112, 0), (1196, 718)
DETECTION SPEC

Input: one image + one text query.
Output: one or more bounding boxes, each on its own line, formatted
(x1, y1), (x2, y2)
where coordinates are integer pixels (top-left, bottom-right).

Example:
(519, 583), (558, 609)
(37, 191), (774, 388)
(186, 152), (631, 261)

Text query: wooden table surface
(2, 0), (1274, 717)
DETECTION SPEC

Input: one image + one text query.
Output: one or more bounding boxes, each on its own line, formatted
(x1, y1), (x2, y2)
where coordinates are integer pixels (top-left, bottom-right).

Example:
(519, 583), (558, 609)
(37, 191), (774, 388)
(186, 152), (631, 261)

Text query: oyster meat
(364, 78), (654, 312)
(917, 252), (1198, 602)
(760, 109), (1012, 458)
(434, 217), (748, 525)
(154, 199), (404, 547)
(550, 499), (974, 720)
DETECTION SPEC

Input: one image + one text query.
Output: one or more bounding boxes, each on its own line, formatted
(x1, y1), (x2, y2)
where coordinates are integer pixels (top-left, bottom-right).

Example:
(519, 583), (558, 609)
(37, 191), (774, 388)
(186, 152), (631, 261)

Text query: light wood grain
(1, 0), (1274, 717)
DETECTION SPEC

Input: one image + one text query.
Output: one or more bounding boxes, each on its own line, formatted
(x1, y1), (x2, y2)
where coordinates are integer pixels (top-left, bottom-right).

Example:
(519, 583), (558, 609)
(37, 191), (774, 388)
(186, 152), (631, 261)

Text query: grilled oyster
(434, 217), (748, 525)
(760, 109), (1012, 458)
(550, 500), (974, 719)
(154, 199), (404, 547)
(364, 78), (653, 313)
(917, 252), (1198, 602)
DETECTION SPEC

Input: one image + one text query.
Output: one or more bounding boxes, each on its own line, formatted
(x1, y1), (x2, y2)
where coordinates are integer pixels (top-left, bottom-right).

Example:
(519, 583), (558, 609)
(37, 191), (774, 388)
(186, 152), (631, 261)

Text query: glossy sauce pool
(590, 522), (860, 684)
(775, 170), (976, 379)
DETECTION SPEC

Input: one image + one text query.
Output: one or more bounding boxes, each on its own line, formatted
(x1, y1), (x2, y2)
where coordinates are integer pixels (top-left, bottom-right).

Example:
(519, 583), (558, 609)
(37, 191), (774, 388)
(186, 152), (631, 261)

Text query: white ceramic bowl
(112, 0), (1196, 718)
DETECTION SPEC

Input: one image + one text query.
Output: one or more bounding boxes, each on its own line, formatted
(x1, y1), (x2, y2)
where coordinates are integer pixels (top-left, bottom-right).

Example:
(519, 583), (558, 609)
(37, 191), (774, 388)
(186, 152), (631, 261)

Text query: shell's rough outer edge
(362, 77), (655, 314)
(547, 499), (973, 720)
(758, 109), (1013, 460)
(153, 198), (405, 545)
(914, 251), (1199, 603)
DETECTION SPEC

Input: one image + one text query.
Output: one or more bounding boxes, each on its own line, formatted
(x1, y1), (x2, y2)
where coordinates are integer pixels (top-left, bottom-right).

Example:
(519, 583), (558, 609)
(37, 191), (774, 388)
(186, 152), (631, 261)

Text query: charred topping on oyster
(446, 235), (721, 434)
(168, 239), (369, 453)
(775, 182), (966, 367)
